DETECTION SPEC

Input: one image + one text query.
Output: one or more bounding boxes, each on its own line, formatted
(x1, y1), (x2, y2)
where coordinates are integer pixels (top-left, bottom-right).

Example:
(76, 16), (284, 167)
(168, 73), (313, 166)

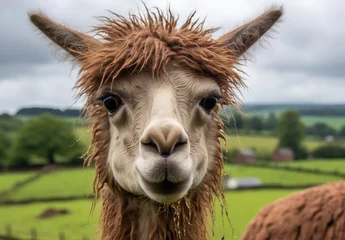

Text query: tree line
(243, 104), (345, 117)
(0, 109), (345, 169)
(222, 112), (345, 139)
(15, 107), (84, 118)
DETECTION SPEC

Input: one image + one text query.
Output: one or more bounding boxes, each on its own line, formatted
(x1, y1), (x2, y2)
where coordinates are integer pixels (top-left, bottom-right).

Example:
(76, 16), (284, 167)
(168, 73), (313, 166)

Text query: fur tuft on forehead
(76, 7), (245, 105)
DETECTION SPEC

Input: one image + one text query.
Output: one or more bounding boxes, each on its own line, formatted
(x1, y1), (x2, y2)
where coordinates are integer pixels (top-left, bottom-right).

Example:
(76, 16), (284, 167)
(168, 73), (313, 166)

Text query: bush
(306, 122), (337, 139)
(294, 145), (309, 159)
(312, 144), (345, 158)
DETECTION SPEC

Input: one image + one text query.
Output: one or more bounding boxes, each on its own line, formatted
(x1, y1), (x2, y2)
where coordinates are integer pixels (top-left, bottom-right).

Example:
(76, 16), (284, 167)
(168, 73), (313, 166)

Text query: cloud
(0, 0), (344, 114)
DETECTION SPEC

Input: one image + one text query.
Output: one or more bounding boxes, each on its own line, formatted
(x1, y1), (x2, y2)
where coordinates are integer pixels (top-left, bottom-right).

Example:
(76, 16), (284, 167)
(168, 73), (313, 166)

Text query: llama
(242, 181), (345, 240)
(29, 6), (282, 240)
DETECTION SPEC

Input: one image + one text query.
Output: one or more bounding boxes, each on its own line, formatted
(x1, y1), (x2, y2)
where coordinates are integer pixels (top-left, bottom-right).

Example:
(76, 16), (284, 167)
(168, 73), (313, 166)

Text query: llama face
(100, 64), (220, 203)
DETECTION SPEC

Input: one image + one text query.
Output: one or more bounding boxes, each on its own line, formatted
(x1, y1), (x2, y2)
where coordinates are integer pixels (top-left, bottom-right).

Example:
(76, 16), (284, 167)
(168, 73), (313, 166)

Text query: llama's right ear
(29, 12), (100, 60)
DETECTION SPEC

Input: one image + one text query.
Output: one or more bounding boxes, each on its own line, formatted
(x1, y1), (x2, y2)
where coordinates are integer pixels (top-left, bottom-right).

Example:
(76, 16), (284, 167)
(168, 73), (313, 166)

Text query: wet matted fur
(29, 5), (283, 240)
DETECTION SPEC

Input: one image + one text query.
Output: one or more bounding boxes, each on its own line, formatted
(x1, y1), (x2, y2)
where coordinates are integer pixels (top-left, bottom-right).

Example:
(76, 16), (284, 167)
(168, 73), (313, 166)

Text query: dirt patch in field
(37, 208), (70, 219)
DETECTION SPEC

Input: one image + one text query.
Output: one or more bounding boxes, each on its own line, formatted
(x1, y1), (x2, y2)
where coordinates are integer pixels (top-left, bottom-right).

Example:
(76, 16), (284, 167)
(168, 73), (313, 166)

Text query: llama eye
(199, 96), (219, 113)
(102, 94), (123, 114)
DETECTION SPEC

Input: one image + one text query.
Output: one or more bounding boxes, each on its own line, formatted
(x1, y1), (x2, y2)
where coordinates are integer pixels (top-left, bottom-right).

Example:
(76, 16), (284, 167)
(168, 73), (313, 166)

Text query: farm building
(324, 135), (335, 143)
(233, 149), (256, 164)
(272, 147), (294, 162)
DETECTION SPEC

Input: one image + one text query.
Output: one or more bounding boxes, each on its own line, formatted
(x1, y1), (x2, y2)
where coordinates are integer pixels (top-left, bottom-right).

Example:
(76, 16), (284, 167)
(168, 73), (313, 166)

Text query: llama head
(29, 7), (282, 204)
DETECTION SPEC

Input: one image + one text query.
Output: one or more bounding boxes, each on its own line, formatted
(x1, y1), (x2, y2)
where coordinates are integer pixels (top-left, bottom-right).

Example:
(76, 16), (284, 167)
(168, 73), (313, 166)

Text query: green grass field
(224, 135), (322, 152)
(301, 116), (345, 130)
(0, 172), (33, 192)
(0, 200), (100, 240)
(4, 168), (94, 201)
(0, 190), (299, 240)
(1, 160), (344, 239)
(224, 164), (341, 184)
(272, 159), (345, 173)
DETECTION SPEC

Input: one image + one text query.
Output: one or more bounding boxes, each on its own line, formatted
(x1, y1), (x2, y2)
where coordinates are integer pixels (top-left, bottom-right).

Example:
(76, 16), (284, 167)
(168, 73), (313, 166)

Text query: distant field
(0, 190), (298, 240)
(301, 116), (345, 130)
(4, 168), (94, 201)
(246, 111), (345, 130)
(224, 164), (340, 185)
(224, 135), (322, 152)
(272, 159), (345, 173)
(0, 172), (33, 192)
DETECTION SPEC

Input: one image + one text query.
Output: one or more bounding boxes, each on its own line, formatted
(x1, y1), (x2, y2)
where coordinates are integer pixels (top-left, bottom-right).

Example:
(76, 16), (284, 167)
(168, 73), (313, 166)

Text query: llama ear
(29, 12), (100, 60)
(219, 6), (283, 57)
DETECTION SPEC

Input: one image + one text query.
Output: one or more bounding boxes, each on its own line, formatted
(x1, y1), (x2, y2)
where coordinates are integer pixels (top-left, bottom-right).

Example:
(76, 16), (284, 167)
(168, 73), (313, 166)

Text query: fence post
(31, 228), (37, 240)
(5, 224), (12, 237)
(59, 232), (66, 240)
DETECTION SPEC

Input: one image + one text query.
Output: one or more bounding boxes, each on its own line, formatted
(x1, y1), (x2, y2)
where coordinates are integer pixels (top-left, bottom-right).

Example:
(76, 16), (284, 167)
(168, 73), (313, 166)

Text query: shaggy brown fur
(29, 6), (282, 240)
(242, 181), (345, 240)
(79, 9), (240, 240)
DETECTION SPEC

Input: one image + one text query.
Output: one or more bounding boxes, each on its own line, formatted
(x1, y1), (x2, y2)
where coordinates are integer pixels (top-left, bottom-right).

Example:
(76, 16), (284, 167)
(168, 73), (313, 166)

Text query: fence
(0, 224), (93, 240)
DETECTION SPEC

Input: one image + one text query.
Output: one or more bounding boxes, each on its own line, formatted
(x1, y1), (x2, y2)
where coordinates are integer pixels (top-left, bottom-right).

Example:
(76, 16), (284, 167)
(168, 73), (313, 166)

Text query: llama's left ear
(219, 6), (283, 57)
(29, 12), (100, 60)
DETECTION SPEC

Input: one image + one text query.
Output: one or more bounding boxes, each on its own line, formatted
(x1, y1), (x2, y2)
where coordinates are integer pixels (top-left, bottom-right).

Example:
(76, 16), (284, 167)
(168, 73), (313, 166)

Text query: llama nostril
(170, 140), (187, 154)
(141, 139), (160, 154)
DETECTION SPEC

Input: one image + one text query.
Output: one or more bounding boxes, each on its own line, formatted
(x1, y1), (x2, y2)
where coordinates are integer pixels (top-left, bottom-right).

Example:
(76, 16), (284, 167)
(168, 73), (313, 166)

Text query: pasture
(3, 168), (94, 201)
(0, 189), (298, 240)
(301, 116), (345, 130)
(0, 172), (33, 192)
(271, 159), (345, 172)
(1, 161), (344, 239)
(224, 135), (322, 152)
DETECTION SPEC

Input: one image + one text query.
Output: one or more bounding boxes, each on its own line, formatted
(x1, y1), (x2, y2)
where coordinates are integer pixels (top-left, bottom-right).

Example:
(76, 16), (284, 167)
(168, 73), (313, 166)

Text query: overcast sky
(1, 0), (344, 114)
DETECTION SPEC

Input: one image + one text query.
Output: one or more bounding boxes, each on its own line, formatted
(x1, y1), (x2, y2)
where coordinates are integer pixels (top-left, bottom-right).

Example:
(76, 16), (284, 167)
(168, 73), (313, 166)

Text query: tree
(11, 113), (84, 165)
(339, 125), (345, 138)
(306, 123), (337, 139)
(0, 130), (11, 167)
(250, 116), (264, 132)
(263, 112), (278, 132)
(277, 110), (307, 159)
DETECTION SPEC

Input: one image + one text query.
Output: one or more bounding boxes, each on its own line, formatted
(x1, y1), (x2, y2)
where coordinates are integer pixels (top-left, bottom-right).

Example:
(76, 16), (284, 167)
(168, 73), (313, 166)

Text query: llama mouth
(137, 170), (189, 195)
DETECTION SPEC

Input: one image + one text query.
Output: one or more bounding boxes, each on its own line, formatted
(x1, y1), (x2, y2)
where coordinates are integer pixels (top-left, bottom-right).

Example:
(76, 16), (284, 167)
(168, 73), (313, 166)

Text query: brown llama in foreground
(29, 6), (282, 240)
(242, 181), (345, 240)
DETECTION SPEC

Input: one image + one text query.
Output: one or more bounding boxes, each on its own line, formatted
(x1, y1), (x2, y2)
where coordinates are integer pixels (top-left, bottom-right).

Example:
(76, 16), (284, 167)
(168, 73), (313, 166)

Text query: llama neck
(99, 185), (213, 240)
